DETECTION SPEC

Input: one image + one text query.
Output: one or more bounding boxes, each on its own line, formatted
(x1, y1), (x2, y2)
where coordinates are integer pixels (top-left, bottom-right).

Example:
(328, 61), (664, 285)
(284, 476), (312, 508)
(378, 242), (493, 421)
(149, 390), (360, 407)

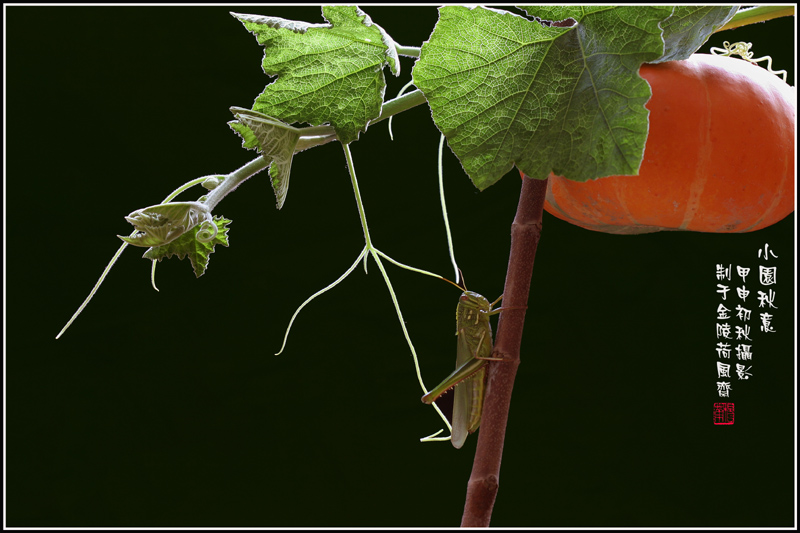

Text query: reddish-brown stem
(461, 174), (548, 527)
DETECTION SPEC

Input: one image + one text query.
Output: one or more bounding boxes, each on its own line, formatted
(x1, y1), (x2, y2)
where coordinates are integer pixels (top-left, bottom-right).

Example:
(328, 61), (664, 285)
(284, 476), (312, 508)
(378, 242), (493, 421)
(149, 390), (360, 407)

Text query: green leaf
(228, 108), (301, 209)
(232, 6), (399, 145)
(517, 6), (602, 23)
(229, 120), (260, 150)
(412, 5), (674, 189)
(143, 216), (232, 278)
(118, 202), (208, 248)
(655, 6), (739, 63)
(518, 5), (736, 62)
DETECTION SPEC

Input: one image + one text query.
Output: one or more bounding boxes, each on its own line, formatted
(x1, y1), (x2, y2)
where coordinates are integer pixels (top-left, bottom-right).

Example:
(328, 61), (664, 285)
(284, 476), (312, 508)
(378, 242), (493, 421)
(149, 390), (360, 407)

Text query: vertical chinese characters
(713, 244), (780, 419)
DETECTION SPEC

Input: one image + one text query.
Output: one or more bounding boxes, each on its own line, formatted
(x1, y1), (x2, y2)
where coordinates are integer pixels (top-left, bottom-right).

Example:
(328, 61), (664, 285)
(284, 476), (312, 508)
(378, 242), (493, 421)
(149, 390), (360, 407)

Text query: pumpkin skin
(532, 54), (795, 234)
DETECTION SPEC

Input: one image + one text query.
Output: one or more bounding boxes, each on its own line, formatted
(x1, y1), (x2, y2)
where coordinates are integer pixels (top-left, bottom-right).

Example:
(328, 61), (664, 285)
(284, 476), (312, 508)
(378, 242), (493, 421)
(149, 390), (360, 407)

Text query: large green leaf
(413, 6), (677, 189)
(656, 6), (739, 63)
(233, 6), (399, 145)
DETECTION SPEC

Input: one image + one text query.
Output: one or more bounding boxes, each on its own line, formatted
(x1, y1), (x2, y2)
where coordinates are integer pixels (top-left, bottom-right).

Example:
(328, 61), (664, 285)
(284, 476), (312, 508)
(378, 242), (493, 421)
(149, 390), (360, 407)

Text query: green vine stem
(54, 87), (430, 340)
(461, 175), (549, 527)
(203, 156), (269, 211)
(395, 45), (421, 58)
(716, 5), (795, 32)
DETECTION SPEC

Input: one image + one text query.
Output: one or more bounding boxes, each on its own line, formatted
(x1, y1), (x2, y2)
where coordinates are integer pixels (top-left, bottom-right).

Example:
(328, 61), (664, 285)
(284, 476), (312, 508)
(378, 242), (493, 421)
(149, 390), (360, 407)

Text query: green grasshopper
(422, 290), (505, 449)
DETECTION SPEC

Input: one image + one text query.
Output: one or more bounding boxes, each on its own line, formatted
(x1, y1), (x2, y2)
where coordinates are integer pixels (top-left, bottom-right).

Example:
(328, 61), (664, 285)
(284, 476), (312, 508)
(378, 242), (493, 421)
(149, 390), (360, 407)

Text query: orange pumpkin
(529, 54), (795, 234)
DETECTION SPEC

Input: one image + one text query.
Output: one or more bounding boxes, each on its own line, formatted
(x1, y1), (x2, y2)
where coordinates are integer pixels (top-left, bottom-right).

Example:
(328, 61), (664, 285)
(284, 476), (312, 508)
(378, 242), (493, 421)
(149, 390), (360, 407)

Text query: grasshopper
(422, 290), (505, 449)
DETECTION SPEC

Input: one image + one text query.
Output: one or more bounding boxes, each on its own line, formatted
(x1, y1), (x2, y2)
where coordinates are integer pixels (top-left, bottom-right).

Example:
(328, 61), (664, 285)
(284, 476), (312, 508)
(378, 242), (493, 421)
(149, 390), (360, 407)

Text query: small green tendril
(388, 80), (417, 141)
(710, 41), (788, 82)
(196, 219), (219, 243)
(151, 260), (159, 292)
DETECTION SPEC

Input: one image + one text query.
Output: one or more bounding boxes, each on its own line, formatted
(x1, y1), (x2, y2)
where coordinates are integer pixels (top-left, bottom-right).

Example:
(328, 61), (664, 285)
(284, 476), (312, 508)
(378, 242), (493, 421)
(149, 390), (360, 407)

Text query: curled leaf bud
(202, 176), (223, 190)
(118, 202), (209, 247)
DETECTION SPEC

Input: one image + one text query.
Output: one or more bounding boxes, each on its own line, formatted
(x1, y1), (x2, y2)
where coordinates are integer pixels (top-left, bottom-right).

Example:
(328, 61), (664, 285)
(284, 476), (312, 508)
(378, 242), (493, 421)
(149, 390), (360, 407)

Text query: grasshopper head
(460, 291), (492, 312)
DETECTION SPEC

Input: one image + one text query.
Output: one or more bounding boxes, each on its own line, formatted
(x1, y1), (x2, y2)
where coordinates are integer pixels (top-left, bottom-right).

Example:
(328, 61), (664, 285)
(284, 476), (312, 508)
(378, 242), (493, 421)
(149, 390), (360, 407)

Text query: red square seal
(713, 402), (735, 425)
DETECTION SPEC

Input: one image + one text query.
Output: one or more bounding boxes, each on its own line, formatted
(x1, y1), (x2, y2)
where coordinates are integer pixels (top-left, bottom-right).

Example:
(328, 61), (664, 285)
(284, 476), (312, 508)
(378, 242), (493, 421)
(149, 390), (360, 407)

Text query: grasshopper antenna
(439, 270), (467, 292)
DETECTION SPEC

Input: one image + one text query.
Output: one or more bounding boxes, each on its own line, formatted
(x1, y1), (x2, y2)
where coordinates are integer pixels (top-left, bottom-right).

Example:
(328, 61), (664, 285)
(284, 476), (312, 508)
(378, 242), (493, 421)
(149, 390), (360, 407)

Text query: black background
(6, 5), (796, 528)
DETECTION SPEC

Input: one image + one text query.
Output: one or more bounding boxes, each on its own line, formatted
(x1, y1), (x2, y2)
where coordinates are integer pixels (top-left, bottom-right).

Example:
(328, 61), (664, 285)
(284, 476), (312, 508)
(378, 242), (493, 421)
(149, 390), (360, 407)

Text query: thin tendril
(710, 41), (788, 82)
(343, 142), (454, 442)
(369, 247), (454, 442)
(275, 247), (367, 356)
(196, 219), (219, 243)
(388, 80), (417, 141)
(151, 260), (159, 292)
(56, 176), (209, 339)
(374, 249), (442, 279)
(438, 133), (460, 285)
